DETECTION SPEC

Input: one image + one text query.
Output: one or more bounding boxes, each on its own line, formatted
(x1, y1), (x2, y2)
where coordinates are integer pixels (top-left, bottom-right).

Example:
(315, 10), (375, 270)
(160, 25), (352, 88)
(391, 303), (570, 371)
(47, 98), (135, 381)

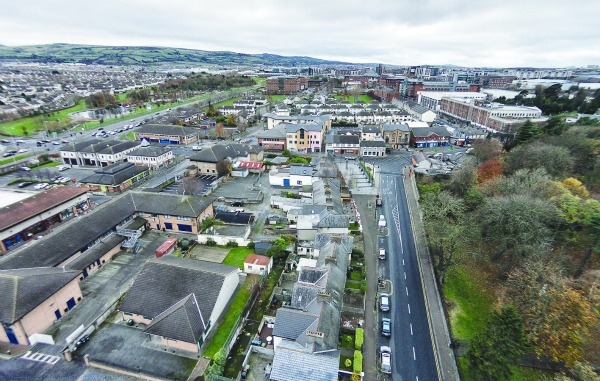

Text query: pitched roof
(382, 123), (410, 132)
(0, 267), (80, 323)
(0, 193), (212, 270)
(270, 347), (339, 381)
(360, 140), (386, 148)
(144, 294), (205, 343)
(136, 124), (200, 137)
(411, 126), (451, 138)
(119, 256), (237, 321)
(0, 187), (88, 231)
(65, 234), (125, 271)
(244, 254), (271, 267)
(273, 307), (318, 340)
(126, 145), (172, 158)
(80, 163), (148, 186)
(188, 143), (255, 163)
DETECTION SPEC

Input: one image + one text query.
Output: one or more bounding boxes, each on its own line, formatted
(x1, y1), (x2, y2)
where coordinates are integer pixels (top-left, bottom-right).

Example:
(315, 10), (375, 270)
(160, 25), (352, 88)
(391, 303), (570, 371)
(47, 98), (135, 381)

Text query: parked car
(231, 201), (244, 207)
(380, 346), (392, 374)
(33, 183), (48, 190)
(20, 166), (31, 171)
(17, 148), (30, 153)
(0, 139), (10, 143)
(379, 248), (386, 259)
(381, 318), (391, 337)
(57, 165), (69, 171)
(2, 152), (15, 157)
(52, 141), (60, 145)
(379, 293), (390, 312)
(17, 182), (32, 188)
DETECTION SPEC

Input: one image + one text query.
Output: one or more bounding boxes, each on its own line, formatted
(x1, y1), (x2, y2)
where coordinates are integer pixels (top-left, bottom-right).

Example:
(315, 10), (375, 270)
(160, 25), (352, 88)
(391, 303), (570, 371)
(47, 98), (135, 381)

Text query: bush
(355, 328), (364, 350)
(225, 241), (239, 248)
(353, 350), (363, 373)
(345, 358), (352, 368)
(349, 272), (362, 281)
(246, 241), (255, 249)
(205, 239), (217, 246)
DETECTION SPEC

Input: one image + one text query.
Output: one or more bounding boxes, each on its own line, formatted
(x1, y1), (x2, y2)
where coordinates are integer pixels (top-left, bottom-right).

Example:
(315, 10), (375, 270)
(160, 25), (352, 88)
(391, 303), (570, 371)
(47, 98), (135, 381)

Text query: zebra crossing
(20, 351), (60, 365)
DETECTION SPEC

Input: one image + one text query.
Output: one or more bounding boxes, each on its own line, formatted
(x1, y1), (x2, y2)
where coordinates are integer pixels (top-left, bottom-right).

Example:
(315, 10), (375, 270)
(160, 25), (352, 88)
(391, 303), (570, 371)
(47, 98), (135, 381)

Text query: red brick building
(266, 76), (308, 94)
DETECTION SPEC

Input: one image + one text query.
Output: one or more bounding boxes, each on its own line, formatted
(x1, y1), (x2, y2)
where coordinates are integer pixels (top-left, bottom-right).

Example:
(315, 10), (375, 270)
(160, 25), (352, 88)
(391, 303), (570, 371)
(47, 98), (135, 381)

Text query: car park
(381, 318), (391, 337)
(379, 293), (390, 312)
(380, 346), (392, 374)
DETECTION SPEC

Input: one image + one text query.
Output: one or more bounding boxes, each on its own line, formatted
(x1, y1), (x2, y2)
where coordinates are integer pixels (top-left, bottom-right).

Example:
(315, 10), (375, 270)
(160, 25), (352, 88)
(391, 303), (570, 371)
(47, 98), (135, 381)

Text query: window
(247, 265), (252, 270)
(177, 224), (193, 232)
(177, 216), (189, 221)
(164, 215), (171, 219)
(164, 223), (173, 230)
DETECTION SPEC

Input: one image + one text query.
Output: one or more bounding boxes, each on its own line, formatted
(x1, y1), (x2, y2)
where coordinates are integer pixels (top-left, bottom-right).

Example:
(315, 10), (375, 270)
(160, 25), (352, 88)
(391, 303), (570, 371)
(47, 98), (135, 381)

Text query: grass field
(458, 358), (551, 381)
(268, 95), (288, 102)
(222, 247), (253, 269)
(202, 278), (252, 358)
(0, 100), (87, 137)
(443, 263), (495, 340)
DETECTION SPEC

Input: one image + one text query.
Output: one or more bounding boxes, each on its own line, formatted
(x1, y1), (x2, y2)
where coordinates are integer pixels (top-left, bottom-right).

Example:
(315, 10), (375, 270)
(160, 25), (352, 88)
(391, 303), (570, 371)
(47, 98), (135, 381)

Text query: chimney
(325, 255), (337, 265)
(306, 330), (324, 346)
(317, 291), (331, 303)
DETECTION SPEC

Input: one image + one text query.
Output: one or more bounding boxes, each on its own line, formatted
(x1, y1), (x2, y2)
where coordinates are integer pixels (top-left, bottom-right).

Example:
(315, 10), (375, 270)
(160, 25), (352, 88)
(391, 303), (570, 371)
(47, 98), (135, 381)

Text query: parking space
(159, 175), (216, 196)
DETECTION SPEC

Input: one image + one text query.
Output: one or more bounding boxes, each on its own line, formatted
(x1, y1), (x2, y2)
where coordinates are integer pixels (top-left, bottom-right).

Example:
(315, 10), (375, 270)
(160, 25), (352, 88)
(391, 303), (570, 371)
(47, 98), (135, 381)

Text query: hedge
(355, 328), (364, 350)
(353, 350), (363, 373)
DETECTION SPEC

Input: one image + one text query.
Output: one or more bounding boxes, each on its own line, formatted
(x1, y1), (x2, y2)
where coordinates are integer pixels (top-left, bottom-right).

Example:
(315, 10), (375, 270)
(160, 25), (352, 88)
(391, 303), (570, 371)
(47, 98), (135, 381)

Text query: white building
(417, 91), (488, 111)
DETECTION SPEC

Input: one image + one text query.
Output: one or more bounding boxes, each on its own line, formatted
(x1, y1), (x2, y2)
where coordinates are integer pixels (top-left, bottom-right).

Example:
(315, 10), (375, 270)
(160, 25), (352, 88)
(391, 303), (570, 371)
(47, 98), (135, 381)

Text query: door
(5, 327), (18, 345)
(66, 297), (76, 310)
(283, 178), (290, 187)
(55, 309), (62, 320)
(82, 268), (88, 278)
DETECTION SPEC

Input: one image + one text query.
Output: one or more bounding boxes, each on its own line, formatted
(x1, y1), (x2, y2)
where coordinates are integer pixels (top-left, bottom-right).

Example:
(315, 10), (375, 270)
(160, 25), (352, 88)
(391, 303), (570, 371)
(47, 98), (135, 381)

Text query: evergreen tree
(513, 119), (537, 145)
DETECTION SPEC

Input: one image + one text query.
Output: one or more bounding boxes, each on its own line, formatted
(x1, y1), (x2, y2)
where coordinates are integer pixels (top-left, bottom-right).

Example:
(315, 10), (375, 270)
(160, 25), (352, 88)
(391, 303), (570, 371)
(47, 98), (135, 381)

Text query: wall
(17, 278), (83, 345)
(161, 336), (199, 353)
(207, 271), (240, 335)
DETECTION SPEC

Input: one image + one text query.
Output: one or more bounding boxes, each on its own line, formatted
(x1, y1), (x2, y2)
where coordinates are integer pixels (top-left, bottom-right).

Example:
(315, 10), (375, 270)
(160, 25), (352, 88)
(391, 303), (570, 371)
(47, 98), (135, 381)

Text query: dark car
(381, 318), (391, 337)
(231, 201), (244, 207)
(17, 182), (32, 188)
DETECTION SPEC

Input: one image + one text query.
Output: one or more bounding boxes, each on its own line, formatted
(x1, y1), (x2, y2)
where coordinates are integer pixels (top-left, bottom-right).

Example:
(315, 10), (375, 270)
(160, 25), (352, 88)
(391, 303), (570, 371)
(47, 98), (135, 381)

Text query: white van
(379, 248), (386, 259)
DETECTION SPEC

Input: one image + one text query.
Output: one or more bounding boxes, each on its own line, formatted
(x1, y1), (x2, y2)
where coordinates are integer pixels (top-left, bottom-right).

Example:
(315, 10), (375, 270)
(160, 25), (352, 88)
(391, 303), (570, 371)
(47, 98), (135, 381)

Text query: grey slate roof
(283, 123), (322, 133)
(411, 126), (451, 138)
(65, 234), (125, 271)
(331, 134), (360, 144)
(317, 214), (349, 228)
(0, 193), (213, 270)
(0, 267), (80, 323)
(80, 163), (148, 186)
(382, 123), (410, 132)
(144, 294), (205, 343)
(119, 256), (237, 322)
(188, 143), (256, 163)
(272, 308), (318, 340)
(136, 124), (199, 137)
(257, 125), (286, 139)
(361, 125), (381, 134)
(214, 211), (254, 225)
(289, 165), (313, 176)
(126, 145), (172, 157)
(360, 140), (386, 148)
(269, 346), (339, 381)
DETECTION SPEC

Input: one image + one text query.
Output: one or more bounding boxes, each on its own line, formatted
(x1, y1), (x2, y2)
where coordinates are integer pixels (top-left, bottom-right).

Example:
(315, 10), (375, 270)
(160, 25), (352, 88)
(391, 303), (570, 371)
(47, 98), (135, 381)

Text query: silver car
(380, 346), (392, 374)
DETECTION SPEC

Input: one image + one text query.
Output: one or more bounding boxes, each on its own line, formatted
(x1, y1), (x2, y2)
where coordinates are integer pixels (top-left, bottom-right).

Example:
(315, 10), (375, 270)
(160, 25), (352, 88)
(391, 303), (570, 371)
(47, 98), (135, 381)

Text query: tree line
(418, 118), (600, 380)
(494, 85), (600, 115)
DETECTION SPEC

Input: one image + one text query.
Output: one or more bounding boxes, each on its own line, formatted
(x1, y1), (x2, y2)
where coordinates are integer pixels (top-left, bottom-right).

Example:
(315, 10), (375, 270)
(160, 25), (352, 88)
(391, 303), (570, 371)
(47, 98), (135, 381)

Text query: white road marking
(406, 286), (409, 295)
(413, 347), (416, 360)
(402, 258), (405, 266)
(410, 323), (413, 335)
(404, 272), (406, 279)
(408, 303), (411, 314)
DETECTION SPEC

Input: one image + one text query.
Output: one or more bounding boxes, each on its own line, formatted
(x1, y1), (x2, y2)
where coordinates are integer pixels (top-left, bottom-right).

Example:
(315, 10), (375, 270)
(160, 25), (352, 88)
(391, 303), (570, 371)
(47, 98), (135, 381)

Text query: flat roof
(0, 189), (34, 208)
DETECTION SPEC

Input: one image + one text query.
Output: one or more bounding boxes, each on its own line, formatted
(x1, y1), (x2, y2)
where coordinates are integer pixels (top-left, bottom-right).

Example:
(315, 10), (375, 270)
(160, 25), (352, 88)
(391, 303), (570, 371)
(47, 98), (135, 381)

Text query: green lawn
(222, 247), (253, 269)
(0, 100), (87, 136)
(202, 279), (252, 358)
(268, 95), (288, 102)
(442, 264), (494, 340)
(0, 154), (35, 166)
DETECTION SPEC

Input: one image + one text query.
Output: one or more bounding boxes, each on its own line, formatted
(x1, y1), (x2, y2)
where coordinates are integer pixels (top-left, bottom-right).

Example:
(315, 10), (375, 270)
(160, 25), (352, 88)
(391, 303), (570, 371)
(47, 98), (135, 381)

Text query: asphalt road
(378, 172), (438, 381)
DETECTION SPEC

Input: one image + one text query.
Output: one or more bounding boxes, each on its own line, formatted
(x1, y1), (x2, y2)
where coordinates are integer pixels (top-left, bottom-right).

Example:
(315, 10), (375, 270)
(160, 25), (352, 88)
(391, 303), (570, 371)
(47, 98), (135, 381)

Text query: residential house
(269, 165), (314, 187)
(244, 254), (273, 276)
(324, 130), (360, 155)
(257, 125), (287, 152)
(361, 125), (382, 141)
(189, 143), (263, 177)
(119, 256), (239, 352)
(0, 267), (82, 345)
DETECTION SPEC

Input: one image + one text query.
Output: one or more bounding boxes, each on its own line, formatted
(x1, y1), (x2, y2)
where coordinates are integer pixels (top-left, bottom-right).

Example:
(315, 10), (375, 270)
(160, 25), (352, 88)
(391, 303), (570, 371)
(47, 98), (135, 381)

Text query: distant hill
(0, 43), (351, 67)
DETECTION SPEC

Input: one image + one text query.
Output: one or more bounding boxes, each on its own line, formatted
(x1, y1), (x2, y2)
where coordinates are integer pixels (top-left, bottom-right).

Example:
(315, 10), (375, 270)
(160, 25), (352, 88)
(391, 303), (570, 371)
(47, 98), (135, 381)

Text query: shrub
(353, 350), (363, 373)
(205, 239), (217, 246)
(345, 358), (352, 368)
(355, 328), (364, 350)
(246, 241), (255, 249)
(225, 241), (239, 248)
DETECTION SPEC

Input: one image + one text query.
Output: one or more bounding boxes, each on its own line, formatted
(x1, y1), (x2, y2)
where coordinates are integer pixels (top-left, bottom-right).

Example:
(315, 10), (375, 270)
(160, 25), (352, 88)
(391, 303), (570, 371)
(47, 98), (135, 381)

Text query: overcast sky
(1, 0), (598, 68)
